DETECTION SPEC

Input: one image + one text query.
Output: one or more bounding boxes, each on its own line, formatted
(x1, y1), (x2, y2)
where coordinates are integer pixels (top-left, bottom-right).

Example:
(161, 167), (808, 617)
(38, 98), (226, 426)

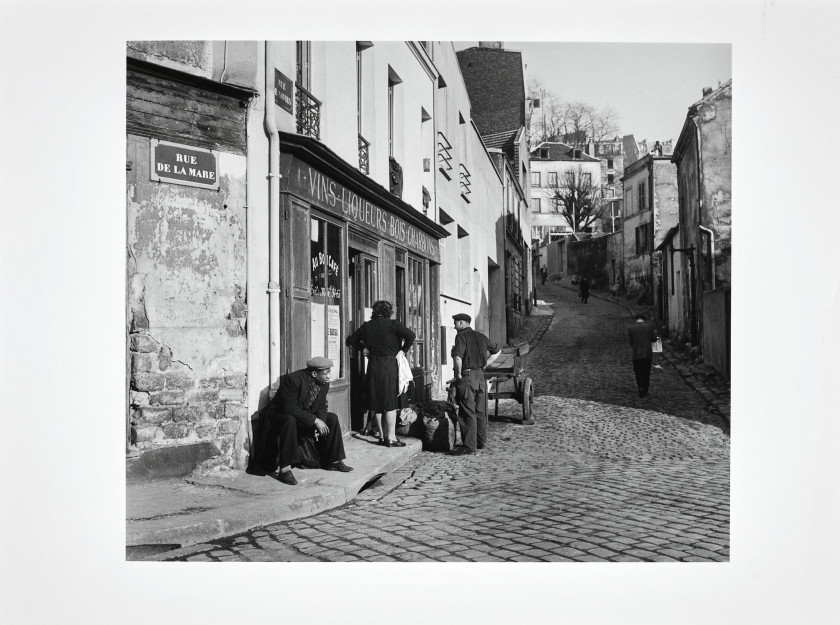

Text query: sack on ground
(297, 434), (322, 469)
(418, 400), (457, 452)
(395, 405), (418, 436)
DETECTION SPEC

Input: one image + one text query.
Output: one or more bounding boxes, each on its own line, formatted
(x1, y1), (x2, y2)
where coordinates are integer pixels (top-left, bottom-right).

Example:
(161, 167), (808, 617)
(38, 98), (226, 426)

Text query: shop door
(348, 250), (377, 431)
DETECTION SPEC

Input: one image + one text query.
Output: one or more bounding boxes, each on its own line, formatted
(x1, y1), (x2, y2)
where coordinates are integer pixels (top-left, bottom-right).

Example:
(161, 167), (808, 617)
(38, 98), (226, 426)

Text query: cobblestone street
(164, 283), (730, 562)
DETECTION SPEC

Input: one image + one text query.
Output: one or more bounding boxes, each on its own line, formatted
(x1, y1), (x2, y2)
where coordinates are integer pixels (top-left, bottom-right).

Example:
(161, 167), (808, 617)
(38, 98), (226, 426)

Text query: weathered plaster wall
(127, 135), (248, 468)
(697, 86), (732, 288)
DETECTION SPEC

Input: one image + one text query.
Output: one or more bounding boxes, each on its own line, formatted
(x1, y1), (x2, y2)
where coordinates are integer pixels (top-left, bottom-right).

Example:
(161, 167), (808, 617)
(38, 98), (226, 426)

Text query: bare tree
(547, 166), (610, 233)
(528, 80), (620, 147)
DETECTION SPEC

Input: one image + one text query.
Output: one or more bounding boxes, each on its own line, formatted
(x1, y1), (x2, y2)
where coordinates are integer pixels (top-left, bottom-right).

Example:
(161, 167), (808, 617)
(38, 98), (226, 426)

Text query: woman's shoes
(385, 439), (406, 448)
(377, 438), (387, 446)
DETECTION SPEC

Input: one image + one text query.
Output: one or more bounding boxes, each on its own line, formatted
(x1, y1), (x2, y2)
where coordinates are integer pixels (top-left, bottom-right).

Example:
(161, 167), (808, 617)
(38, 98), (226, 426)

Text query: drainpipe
(265, 42), (282, 388)
(700, 225), (715, 290)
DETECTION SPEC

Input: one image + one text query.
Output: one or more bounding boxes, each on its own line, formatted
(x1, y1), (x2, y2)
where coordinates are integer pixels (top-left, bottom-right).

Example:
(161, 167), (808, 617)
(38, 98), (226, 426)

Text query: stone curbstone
(172, 405), (205, 423)
(223, 373), (246, 388)
(130, 334), (158, 353)
(131, 353), (155, 373)
(219, 388), (244, 402)
(161, 423), (192, 439)
(217, 419), (241, 435)
(138, 406), (171, 424)
(132, 373), (166, 392)
(224, 403), (248, 419)
(166, 372), (195, 390)
(188, 389), (219, 403)
(150, 390), (186, 406)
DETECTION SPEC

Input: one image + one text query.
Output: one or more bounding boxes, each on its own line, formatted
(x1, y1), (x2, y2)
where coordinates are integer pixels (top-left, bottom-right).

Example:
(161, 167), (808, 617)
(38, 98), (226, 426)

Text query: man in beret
(450, 313), (501, 455)
(249, 357), (352, 485)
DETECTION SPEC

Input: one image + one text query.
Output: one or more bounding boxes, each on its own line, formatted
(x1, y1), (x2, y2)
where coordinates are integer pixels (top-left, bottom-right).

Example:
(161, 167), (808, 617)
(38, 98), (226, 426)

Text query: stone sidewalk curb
(127, 435), (422, 557)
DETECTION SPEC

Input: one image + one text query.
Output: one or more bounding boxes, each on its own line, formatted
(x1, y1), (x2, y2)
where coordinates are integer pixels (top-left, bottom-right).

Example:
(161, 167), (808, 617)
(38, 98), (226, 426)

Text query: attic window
(573, 149), (582, 159)
(539, 148), (548, 158)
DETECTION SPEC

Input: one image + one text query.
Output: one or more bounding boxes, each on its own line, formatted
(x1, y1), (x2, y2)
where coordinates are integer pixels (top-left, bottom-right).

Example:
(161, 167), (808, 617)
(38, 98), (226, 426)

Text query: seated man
(250, 357), (353, 485)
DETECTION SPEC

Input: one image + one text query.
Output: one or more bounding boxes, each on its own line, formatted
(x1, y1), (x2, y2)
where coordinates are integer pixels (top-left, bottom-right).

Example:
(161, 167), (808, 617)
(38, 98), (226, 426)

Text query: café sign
(150, 139), (219, 190)
(288, 160), (441, 262)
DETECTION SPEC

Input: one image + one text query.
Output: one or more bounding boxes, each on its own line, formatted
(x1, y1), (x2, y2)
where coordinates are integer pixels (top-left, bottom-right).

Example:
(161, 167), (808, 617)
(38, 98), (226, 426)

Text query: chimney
(479, 41), (503, 49)
(702, 87), (713, 97)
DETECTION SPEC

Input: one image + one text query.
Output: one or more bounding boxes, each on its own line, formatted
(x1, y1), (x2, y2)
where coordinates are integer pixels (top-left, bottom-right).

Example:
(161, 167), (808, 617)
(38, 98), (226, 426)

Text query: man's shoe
(326, 461), (354, 472)
(276, 470), (298, 485)
(449, 446), (475, 456)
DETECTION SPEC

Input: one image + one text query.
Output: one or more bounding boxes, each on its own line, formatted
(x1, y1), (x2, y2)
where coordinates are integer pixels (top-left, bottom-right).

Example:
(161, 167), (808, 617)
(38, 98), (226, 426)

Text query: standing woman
(346, 300), (415, 447)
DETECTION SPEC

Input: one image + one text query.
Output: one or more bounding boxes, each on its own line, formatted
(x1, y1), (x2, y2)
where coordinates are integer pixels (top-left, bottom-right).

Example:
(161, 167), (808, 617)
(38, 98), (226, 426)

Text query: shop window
(407, 256), (426, 369)
(310, 216), (343, 376)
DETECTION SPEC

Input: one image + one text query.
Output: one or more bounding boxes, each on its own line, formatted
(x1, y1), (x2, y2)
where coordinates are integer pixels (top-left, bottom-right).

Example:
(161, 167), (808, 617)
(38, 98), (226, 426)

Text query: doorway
(348, 248), (377, 431)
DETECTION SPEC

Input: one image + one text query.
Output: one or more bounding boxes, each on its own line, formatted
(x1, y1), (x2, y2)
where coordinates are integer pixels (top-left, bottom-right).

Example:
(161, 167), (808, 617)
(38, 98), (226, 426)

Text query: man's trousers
(633, 358), (652, 397)
(454, 369), (488, 451)
(256, 411), (346, 472)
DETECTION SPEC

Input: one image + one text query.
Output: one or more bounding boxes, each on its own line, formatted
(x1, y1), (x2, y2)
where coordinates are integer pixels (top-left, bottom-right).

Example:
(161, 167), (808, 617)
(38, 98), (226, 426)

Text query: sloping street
(163, 283), (729, 562)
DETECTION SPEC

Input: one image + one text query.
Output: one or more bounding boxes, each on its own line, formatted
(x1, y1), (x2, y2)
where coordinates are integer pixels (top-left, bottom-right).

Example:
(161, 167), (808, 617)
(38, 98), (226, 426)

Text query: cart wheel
(522, 378), (534, 425)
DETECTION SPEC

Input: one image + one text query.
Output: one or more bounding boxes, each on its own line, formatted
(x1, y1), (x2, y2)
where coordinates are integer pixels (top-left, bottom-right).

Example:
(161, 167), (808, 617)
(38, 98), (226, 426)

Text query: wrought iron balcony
(295, 83), (321, 140)
(358, 134), (370, 175)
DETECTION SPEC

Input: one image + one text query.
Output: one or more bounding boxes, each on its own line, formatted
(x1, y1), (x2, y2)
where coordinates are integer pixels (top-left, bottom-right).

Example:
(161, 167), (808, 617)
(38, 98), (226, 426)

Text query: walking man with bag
(628, 313), (660, 398)
(450, 313), (501, 456)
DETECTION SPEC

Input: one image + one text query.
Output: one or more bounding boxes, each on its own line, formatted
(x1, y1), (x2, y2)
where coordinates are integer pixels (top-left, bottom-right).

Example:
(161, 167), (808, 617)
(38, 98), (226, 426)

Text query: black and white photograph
(2, 1), (839, 624)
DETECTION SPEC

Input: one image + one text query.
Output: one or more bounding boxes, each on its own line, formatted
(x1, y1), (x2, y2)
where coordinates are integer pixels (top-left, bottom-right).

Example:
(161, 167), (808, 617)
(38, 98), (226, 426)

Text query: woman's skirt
(364, 355), (406, 412)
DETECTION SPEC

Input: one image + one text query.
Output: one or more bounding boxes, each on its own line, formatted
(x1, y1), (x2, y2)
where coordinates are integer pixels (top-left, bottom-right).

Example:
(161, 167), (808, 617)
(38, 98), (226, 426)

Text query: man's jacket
(264, 369), (329, 428)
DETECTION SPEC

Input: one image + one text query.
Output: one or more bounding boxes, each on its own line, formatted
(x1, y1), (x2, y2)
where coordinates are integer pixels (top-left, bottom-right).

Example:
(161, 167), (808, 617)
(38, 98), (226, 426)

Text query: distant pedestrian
(540, 266), (548, 285)
(346, 300), (416, 447)
(449, 313), (501, 455)
(628, 313), (659, 398)
(579, 276), (590, 304)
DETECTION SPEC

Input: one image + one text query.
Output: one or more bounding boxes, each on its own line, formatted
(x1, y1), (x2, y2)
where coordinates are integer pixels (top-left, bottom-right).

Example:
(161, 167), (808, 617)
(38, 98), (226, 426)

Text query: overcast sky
(455, 42), (731, 144)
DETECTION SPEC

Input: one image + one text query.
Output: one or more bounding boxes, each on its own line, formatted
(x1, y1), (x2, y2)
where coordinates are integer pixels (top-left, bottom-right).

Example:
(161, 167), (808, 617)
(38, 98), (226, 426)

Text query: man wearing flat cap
(249, 357), (352, 485)
(450, 313), (501, 455)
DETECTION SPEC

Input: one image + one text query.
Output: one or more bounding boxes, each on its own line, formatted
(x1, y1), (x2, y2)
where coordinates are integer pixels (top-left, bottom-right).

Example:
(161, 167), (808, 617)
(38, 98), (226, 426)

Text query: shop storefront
(276, 132), (448, 433)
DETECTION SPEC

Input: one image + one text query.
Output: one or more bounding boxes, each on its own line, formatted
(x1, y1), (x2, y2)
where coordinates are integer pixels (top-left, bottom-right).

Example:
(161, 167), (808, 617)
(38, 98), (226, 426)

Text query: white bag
(396, 350), (413, 395)
(651, 338), (663, 353)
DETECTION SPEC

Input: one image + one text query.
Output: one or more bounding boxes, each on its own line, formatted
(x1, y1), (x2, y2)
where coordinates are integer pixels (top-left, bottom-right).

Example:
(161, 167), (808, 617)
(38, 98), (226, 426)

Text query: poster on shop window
(327, 304), (340, 369)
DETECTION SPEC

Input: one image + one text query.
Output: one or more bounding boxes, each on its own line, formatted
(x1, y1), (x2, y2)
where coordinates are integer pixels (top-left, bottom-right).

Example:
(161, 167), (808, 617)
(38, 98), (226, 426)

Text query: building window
(531, 197), (541, 213)
(610, 202), (622, 233)
(607, 159), (614, 169)
(531, 171), (541, 187)
(547, 171), (558, 187)
(388, 81), (395, 158)
(539, 148), (549, 158)
(310, 215), (343, 376)
(638, 181), (647, 213)
(296, 41), (311, 90)
(625, 188), (633, 216)
(407, 256), (426, 370)
(635, 222), (652, 255)
(607, 173), (614, 184)
(295, 41), (320, 140)
(580, 172), (592, 186)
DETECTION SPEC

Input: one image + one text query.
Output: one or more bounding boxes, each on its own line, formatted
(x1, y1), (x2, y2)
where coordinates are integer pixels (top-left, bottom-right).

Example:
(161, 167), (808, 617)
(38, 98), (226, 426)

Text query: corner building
(126, 41), (524, 473)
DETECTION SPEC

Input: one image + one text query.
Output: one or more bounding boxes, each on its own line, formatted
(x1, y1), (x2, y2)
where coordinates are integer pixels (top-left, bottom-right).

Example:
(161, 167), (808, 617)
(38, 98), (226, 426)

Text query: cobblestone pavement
(164, 283), (730, 562)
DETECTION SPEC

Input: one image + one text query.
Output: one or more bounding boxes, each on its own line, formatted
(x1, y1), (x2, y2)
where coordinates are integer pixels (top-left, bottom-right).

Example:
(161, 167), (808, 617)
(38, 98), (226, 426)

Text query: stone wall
(127, 135), (249, 469)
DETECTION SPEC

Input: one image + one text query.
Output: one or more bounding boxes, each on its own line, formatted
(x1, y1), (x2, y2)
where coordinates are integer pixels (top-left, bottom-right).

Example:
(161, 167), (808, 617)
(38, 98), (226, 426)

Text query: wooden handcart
(484, 341), (535, 425)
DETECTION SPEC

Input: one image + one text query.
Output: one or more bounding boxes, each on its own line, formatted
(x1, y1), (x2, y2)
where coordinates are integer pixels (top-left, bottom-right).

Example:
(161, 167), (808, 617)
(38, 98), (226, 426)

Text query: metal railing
(437, 132), (453, 178)
(295, 83), (321, 140)
(358, 134), (370, 175)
